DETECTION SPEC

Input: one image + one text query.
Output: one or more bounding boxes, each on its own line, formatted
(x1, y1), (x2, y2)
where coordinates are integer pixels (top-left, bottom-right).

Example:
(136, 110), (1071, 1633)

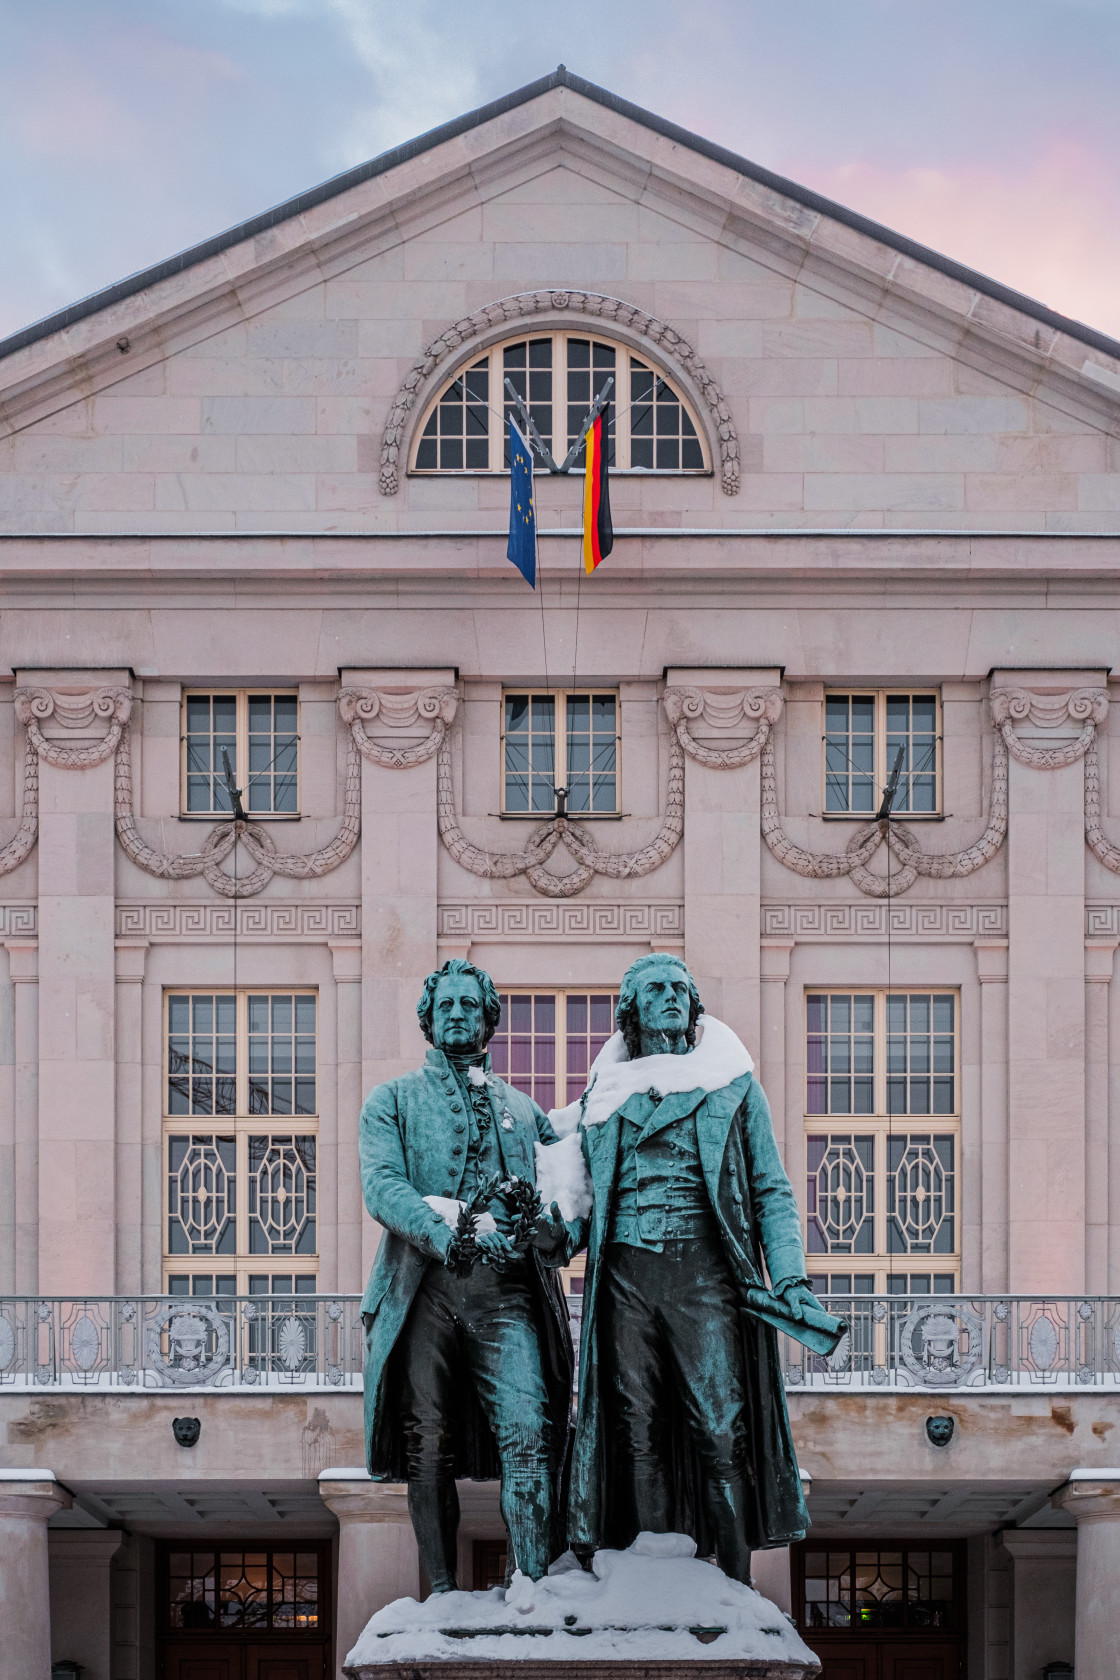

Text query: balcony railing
(0, 1294), (1117, 1391)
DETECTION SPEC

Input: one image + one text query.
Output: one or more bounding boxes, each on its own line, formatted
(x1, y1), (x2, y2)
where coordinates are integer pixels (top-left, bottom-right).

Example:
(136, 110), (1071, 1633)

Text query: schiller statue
(358, 960), (574, 1591)
(558, 953), (844, 1582)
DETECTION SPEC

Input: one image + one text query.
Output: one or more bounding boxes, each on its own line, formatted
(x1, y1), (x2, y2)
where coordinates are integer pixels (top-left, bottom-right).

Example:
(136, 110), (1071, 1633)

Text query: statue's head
(616, 953), (703, 1060)
(417, 958), (502, 1057)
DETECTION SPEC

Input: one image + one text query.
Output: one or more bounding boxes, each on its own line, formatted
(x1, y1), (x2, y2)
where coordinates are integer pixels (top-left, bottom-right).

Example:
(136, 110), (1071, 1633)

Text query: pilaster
(1085, 940), (1117, 1293)
(4, 938), (37, 1294)
(329, 938), (363, 1294)
(997, 1528), (1076, 1680)
(760, 938), (794, 1160)
(975, 938), (1009, 1294)
(341, 670), (456, 1281)
(49, 1527), (125, 1680)
(666, 668), (781, 1055)
(993, 671), (1107, 1294)
(16, 672), (131, 1295)
(114, 939), (147, 1296)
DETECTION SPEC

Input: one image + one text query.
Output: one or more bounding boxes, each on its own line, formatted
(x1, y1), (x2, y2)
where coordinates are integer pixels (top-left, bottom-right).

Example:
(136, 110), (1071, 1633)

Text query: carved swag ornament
(0, 677), (1117, 902)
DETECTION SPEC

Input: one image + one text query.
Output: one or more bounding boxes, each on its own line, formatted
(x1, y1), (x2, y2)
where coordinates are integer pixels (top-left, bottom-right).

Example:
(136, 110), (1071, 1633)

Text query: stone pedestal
(1051, 1469), (1120, 1677)
(49, 1527), (125, 1680)
(0, 1470), (71, 1680)
(319, 1470), (421, 1680)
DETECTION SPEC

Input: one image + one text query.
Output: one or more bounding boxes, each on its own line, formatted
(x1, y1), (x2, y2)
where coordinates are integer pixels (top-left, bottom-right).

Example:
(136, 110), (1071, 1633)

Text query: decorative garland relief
(0, 678), (1117, 902)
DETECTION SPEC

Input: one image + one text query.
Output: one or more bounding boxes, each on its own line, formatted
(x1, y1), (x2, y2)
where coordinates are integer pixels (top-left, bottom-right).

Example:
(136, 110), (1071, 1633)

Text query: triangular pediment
(3, 68), (1120, 444)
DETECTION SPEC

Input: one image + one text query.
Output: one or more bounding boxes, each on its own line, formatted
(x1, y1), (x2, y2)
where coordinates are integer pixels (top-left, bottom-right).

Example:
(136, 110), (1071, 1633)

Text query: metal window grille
(800, 1546), (959, 1634)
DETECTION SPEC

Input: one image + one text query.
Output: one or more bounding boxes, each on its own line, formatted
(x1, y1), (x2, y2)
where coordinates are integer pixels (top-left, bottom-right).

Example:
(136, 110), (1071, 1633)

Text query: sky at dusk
(3, 0), (1120, 341)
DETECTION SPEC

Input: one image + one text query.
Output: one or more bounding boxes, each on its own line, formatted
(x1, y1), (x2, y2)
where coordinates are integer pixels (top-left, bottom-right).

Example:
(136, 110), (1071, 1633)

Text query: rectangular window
(163, 1544), (326, 1634)
(489, 989), (619, 1112)
(502, 690), (619, 816)
(182, 690), (299, 817)
(164, 990), (317, 1293)
(797, 1544), (962, 1634)
(804, 990), (959, 1292)
(824, 690), (940, 817)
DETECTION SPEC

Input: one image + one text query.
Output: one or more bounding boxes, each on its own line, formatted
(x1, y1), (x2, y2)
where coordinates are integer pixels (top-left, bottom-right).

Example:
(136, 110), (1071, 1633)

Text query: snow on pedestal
(343, 1533), (821, 1678)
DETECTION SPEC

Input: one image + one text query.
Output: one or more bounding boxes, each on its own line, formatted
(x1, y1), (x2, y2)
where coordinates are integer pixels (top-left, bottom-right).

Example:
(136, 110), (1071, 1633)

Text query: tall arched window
(411, 332), (709, 474)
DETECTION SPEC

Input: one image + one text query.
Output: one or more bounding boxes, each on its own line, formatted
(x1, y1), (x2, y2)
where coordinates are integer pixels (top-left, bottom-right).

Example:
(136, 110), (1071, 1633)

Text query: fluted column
(0, 1470), (71, 1680)
(1051, 1470), (1120, 1677)
(319, 1470), (420, 1680)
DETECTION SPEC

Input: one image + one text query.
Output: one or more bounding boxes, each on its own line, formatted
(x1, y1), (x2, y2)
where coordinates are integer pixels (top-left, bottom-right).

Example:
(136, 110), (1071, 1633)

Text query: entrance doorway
(157, 1541), (331, 1680)
(792, 1542), (966, 1680)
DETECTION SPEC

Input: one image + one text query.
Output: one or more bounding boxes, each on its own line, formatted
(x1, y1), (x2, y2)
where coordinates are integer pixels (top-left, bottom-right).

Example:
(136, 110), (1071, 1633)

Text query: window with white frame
(411, 333), (708, 474)
(823, 691), (940, 817)
(502, 691), (619, 816)
(163, 990), (318, 1293)
(803, 990), (959, 1292)
(182, 691), (299, 817)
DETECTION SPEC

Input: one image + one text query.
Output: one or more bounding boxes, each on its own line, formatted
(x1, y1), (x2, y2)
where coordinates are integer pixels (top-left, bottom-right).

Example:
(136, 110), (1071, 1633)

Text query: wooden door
(882, 1649), (963, 1680)
(247, 1648), (324, 1680)
(812, 1647), (878, 1680)
(162, 1645), (241, 1680)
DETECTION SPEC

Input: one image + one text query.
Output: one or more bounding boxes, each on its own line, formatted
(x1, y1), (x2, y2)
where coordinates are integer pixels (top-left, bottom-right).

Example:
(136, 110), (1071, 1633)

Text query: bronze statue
(564, 953), (843, 1582)
(359, 959), (573, 1590)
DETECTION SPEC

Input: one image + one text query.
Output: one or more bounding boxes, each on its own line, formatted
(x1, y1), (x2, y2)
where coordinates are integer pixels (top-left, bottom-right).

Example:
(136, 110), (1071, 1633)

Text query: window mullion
(490, 347), (500, 471)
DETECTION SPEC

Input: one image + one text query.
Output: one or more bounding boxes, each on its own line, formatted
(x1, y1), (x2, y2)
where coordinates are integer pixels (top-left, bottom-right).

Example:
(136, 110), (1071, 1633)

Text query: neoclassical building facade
(1, 67), (1119, 1680)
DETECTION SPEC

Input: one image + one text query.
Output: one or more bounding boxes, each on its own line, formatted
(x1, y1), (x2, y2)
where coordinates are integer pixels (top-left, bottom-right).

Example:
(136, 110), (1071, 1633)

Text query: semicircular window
(411, 332), (708, 474)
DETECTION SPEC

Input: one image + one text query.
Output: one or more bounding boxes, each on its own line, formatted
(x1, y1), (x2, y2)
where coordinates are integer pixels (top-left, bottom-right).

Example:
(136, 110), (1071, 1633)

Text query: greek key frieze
(115, 903), (360, 940)
(438, 902), (684, 942)
(761, 903), (1008, 940)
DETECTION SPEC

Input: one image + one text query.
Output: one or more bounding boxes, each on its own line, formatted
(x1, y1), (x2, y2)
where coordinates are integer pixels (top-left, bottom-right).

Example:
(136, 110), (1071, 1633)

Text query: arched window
(411, 332), (709, 474)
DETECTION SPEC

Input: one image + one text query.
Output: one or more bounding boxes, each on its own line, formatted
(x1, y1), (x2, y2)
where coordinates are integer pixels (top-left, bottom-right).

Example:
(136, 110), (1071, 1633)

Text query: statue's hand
(773, 1278), (819, 1321)
(525, 1201), (568, 1262)
(475, 1228), (518, 1266)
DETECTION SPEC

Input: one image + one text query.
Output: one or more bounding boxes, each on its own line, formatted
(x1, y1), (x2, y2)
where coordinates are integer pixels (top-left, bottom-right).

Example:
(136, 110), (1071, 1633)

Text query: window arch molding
(378, 289), (741, 495)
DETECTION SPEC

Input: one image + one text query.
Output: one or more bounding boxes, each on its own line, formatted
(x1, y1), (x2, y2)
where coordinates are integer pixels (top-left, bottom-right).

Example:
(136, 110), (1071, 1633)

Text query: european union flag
(506, 419), (537, 587)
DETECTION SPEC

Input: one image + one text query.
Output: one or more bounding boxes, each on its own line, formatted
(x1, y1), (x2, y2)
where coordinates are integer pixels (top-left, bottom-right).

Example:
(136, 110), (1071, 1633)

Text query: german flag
(581, 405), (614, 574)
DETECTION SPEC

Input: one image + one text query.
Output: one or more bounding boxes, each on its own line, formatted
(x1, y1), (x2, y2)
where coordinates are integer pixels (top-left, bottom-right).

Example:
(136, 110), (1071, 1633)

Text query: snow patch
(535, 1133), (593, 1222)
(549, 1015), (755, 1134)
(346, 1533), (818, 1669)
(422, 1195), (497, 1234)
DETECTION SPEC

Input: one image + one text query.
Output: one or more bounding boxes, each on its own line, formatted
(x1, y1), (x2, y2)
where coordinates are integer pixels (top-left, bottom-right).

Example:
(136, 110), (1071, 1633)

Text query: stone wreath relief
(0, 679), (1116, 901)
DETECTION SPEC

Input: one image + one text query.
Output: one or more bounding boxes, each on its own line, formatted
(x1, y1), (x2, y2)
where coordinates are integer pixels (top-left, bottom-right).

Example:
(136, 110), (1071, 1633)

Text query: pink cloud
(793, 140), (1120, 340)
